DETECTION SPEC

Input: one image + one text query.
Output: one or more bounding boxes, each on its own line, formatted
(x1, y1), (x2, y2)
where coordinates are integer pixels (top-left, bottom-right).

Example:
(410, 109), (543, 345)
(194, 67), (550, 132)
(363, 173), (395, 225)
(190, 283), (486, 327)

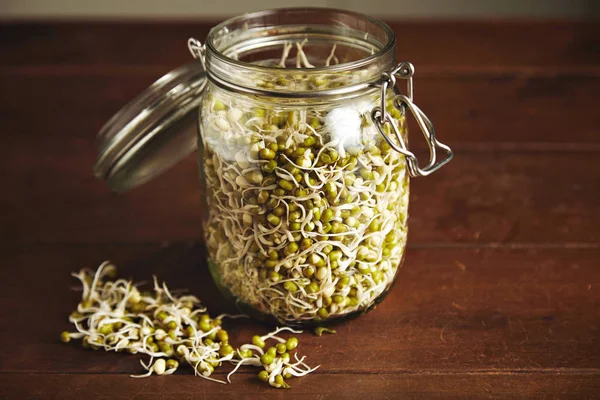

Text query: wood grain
(1, 21), (598, 70)
(1, 245), (598, 374)
(2, 373), (599, 400)
(2, 73), (599, 147)
(1, 150), (598, 245)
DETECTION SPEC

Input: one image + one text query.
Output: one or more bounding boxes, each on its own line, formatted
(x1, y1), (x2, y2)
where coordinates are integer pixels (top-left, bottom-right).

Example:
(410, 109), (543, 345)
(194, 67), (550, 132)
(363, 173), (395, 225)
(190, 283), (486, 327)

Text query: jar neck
(204, 8), (396, 99)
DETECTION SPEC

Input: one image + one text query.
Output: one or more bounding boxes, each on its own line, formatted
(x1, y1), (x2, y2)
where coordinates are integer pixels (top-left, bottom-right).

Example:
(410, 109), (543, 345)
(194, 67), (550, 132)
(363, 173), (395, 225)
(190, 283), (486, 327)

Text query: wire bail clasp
(371, 61), (453, 177)
(187, 38), (206, 70)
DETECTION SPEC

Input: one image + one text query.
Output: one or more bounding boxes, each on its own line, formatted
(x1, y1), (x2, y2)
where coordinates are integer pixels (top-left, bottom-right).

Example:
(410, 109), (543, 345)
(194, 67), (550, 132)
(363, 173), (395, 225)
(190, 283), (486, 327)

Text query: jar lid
(94, 61), (207, 192)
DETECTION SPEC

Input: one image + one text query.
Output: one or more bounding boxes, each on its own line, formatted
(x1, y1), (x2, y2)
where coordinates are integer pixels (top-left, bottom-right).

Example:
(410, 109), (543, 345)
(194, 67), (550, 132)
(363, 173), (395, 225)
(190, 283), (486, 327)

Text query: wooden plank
(0, 21), (598, 70)
(1, 372), (599, 400)
(0, 144), (598, 244)
(1, 245), (598, 374)
(2, 73), (599, 147)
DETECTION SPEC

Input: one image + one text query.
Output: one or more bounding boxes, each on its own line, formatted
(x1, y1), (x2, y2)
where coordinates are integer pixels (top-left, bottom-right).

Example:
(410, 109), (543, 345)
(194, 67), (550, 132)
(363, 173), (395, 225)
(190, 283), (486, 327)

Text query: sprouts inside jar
(200, 40), (409, 323)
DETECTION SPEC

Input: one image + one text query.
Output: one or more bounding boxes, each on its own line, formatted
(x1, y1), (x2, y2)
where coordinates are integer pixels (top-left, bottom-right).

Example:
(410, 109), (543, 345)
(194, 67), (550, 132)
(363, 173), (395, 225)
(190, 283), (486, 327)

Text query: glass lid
(94, 61), (206, 192)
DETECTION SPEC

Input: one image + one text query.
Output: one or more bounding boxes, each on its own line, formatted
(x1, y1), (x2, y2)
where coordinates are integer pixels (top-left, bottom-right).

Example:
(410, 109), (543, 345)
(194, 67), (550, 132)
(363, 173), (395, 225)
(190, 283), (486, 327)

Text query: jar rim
(203, 8), (396, 98)
(206, 7), (396, 74)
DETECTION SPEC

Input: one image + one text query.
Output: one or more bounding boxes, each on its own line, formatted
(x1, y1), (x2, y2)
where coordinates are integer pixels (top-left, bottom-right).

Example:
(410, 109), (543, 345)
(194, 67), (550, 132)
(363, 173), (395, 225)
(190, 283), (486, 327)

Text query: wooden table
(1, 20), (599, 399)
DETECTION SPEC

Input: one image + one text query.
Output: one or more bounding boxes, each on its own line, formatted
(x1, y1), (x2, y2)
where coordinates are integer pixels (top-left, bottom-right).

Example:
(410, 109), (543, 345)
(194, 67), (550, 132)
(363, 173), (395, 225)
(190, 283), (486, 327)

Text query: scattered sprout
(61, 262), (318, 388)
(314, 327), (337, 336)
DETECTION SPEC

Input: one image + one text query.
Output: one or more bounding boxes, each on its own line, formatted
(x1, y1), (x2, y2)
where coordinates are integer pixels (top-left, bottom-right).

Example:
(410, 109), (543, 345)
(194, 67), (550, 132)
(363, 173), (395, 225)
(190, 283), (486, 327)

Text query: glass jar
(94, 8), (453, 326)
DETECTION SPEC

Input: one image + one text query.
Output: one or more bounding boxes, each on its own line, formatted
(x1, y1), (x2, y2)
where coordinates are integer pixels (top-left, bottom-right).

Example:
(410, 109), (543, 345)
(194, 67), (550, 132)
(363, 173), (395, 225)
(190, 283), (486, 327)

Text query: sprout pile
(201, 41), (410, 323)
(61, 262), (318, 388)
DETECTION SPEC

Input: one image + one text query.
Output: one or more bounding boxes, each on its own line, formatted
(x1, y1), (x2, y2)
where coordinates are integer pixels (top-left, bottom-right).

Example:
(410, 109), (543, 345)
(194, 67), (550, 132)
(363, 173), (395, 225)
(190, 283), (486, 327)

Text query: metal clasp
(371, 62), (453, 177)
(187, 38), (206, 70)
